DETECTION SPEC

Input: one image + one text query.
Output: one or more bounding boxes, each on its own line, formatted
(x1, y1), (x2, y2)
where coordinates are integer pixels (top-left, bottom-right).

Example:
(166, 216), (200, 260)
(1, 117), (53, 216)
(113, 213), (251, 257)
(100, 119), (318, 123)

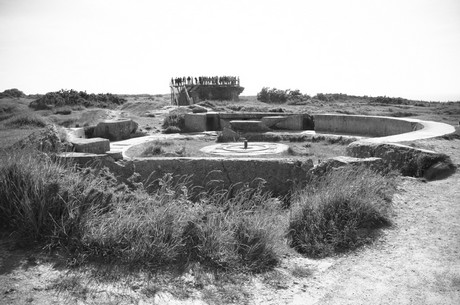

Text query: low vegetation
(140, 140), (187, 157)
(257, 87), (310, 104)
(288, 166), (397, 257)
(162, 112), (185, 133)
(0, 88), (26, 99)
(29, 89), (126, 110)
(0, 145), (397, 274)
(0, 149), (282, 272)
(2, 113), (48, 128)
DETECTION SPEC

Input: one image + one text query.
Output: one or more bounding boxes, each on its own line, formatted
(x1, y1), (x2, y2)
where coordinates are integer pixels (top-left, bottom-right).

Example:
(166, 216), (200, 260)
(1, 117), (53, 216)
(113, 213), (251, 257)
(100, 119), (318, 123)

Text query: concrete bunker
(60, 113), (457, 195)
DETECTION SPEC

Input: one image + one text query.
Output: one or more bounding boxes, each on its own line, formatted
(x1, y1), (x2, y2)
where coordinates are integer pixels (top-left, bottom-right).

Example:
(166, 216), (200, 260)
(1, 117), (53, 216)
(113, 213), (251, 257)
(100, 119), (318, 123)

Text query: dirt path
(316, 173), (460, 304)
(1, 139), (459, 305)
(250, 139), (460, 304)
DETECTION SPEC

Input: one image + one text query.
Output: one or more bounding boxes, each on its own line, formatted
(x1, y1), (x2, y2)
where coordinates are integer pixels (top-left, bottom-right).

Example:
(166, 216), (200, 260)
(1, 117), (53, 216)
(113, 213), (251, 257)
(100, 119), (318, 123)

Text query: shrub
(257, 87), (309, 104)
(257, 87), (288, 103)
(370, 96), (409, 105)
(29, 89), (126, 110)
(314, 93), (329, 102)
(162, 113), (185, 132)
(0, 88), (26, 98)
(287, 166), (396, 258)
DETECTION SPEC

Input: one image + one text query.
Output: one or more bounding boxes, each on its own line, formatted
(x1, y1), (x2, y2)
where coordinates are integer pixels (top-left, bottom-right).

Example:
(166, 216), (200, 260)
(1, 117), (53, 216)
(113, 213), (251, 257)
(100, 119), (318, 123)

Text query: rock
(308, 156), (383, 178)
(93, 119), (139, 141)
(106, 150), (124, 161)
(347, 141), (455, 177)
(71, 137), (110, 154)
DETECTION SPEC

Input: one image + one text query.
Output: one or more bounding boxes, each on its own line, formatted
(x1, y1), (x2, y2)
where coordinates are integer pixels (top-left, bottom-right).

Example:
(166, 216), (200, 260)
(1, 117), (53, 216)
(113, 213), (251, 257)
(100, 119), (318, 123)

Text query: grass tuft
(287, 166), (397, 258)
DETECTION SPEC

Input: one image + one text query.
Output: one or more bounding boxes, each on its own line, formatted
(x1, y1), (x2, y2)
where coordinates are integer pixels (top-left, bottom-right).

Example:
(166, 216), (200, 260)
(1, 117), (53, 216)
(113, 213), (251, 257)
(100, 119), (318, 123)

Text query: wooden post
(183, 85), (192, 105)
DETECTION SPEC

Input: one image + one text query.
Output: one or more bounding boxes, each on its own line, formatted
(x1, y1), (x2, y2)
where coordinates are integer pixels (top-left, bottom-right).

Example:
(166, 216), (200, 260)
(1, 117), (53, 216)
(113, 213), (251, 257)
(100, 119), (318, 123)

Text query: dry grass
(288, 166), (398, 257)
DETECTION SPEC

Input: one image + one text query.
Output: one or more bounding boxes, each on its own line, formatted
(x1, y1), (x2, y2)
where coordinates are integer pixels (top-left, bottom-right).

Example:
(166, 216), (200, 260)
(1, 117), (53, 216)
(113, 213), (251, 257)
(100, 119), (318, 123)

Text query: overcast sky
(1, 0), (459, 101)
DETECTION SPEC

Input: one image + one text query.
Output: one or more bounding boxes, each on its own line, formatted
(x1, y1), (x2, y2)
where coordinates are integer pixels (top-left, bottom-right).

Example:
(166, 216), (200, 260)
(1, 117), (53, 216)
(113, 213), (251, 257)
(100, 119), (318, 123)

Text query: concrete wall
(131, 157), (314, 196)
(313, 114), (423, 137)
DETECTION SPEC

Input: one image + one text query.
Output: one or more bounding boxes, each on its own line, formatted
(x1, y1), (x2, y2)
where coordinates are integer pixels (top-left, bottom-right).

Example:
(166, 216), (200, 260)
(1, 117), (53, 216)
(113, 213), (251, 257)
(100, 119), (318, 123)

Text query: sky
(0, 0), (459, 101)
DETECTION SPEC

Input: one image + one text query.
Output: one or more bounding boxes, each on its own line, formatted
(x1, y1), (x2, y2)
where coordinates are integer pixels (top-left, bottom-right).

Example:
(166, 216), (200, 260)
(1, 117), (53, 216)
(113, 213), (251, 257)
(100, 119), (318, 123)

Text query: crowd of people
(171, 76), (240, 87)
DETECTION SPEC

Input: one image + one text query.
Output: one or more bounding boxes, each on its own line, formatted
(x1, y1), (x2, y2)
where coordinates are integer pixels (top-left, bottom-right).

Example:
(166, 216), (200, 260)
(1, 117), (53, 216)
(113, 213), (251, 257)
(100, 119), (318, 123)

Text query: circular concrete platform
(200, 142), (289, 156)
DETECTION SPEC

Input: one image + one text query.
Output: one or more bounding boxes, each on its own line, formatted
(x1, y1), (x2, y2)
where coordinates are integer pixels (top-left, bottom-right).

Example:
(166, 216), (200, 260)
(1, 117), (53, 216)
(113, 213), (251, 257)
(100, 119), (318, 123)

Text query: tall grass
(0, 149), (282, 272)
(1, 148), (398, 272)
(287, 166), (397, 258)
(0, 149), (117, 244)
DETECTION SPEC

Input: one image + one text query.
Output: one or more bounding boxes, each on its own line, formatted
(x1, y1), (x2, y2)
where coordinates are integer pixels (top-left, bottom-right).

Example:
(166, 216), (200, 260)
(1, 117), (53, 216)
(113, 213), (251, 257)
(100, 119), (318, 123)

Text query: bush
(287, 166), (396, 258)
(257, 87), (310, 104)
(29, 89), (126, 110)
(370, 96), (408, 105)
(162, 113), (185, 132)
(0, 88), (26, 98)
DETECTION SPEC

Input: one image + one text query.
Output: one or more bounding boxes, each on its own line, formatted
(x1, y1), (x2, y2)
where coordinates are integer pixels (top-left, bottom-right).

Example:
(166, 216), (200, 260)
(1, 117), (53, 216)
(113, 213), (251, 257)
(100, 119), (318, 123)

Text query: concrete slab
(71, 137), (110, 154)
(93, 119), (138, 141)
(184, 113), (207, 132)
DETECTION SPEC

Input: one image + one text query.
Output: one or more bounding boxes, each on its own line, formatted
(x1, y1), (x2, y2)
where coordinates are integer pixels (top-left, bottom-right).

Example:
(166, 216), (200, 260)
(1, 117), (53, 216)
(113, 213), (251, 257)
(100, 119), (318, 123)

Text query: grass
(140, 140), (187, 157)
(0, 146), (398, 272)
(0, 148), (283, 272)
(2, 113), (48, 128)
(287, 165), (397, 258)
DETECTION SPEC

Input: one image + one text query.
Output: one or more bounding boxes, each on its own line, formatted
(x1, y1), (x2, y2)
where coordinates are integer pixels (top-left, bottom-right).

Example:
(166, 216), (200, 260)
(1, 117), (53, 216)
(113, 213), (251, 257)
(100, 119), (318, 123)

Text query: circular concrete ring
(200, 142), (289, 156)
